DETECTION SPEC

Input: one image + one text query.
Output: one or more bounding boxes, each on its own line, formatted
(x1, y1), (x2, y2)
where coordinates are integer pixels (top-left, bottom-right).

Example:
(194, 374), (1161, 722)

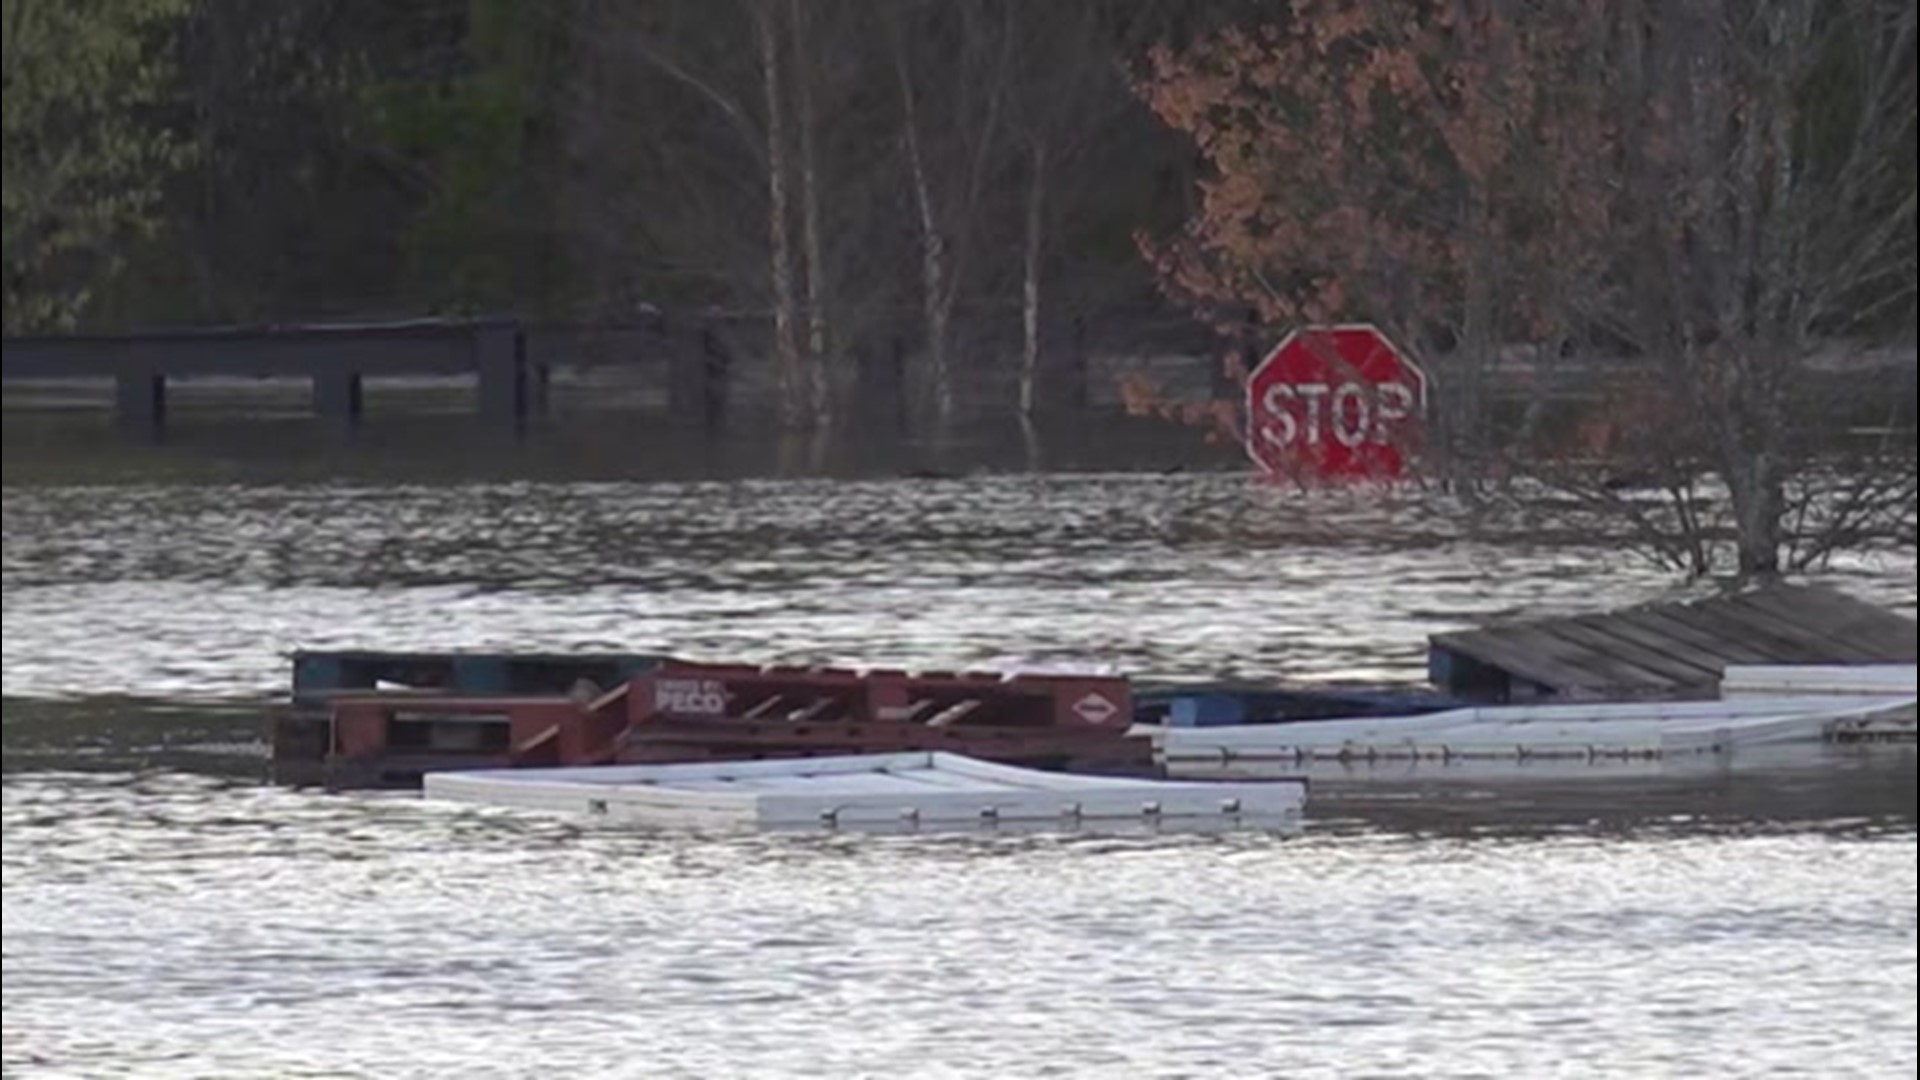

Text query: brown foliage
(1131, 1), (1612, 348)
(1134, 0), (1916, 577)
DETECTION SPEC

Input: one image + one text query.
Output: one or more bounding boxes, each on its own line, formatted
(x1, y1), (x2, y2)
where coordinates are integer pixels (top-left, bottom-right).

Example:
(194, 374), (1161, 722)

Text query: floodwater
(4, 472), (1917, 1078)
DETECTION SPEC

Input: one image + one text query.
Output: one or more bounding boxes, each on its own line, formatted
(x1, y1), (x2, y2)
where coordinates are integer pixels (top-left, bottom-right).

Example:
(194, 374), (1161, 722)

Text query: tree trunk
(788, 0), (832, 430)
(1452, 184), (1494, 493)
(1019, 139), (1047, 419)
(1728, 450), (1785, 578)
(892, 24), (955, 430)
(756, 1), (804, 429)
(898, 94), (952, 426)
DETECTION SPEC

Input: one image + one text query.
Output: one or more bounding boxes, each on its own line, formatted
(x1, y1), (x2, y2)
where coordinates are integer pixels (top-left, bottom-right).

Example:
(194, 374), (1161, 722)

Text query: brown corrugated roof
(1429, 584), (1917, 697)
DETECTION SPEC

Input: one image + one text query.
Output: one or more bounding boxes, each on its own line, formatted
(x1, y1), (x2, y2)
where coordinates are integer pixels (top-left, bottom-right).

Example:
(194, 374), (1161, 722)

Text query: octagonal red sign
(1244, 324), (1429, 480)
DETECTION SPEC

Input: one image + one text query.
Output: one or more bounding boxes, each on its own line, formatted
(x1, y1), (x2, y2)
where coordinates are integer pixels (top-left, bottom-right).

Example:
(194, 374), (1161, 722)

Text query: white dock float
(1720, 665), (1916, 741)
(424, 751), (1306, 832)
(1156, 695), (1918, 780)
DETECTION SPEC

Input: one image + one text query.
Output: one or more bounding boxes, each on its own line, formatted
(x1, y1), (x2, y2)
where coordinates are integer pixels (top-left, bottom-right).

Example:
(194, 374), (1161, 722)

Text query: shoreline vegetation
(5, 0), (1913, 579)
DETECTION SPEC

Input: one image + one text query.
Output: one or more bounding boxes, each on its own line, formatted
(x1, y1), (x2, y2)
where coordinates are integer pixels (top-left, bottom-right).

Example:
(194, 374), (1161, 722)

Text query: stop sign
(1245, 324), (1429, 479)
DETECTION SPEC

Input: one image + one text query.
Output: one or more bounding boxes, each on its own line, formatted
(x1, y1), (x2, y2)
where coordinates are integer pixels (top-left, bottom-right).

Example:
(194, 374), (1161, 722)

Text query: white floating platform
(1720, 666), (1917, 741)
(1156, 695), (1918, 780)
(424, 751), (1306, 832)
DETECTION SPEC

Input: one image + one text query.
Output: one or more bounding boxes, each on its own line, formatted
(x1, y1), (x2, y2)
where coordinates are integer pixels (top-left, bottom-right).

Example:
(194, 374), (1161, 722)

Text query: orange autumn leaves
(1131, 0), (1616, 349)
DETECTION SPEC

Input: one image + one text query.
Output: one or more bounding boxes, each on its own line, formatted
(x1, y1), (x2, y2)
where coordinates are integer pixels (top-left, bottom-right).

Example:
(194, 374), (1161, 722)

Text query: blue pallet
(1137, 683), (1464, 728)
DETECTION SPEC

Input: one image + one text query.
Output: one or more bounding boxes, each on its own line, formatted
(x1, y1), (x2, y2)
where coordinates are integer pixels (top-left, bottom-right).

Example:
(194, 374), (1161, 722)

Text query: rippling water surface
(4, 473), (1917, 1078)
(6, 475), (1910, 699)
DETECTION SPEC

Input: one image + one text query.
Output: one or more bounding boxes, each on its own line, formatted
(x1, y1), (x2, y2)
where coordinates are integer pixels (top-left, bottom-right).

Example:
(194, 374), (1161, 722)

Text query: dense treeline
(5, 0), (1300, 440)
(3, 0), (1915, 578)
(7, 2), (1909, 350)
(2, 2), (1236, 356)
(7, 2), (1912, 572)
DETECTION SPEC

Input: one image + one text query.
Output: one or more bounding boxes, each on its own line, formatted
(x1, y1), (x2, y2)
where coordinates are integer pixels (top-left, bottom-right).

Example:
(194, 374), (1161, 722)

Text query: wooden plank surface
(1711, 595), (1893, 663)
(1655, 601), (1840, 663)
(1507, 622), (1695, 690)
(1428, 585), (1916, 696)
(1429, 629), (1614, 692)
(1735, 587), (1916, 658)
(1557, 616), (1728, 686)
(1602, 609), (1774, 669)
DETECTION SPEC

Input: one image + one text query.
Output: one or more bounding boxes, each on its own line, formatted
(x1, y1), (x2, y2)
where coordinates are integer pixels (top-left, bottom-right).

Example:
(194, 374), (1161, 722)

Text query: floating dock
(423, 751), (1307, 833)
(1720, 664), (1916, 741)
(1155, 694), (1919, 780)
(274, 644), (1920, 792)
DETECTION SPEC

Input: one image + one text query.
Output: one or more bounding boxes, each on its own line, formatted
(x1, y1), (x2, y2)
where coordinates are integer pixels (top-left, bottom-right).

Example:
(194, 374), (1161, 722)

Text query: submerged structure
(274, 585), (1917, 797)
(284, 658), (1147, 789)
(424, 751), (1308, 833)
(1154, 691), (1917, 782)
(1427, 584), (1917, 703)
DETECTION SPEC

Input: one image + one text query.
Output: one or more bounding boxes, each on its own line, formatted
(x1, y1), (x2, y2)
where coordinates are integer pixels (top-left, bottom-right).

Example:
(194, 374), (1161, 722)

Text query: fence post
(1066, 317), (1090, 411)
(666, 317), (705, 426)
(474, 321), (528, 436)
(114, 372), (167, 441)
(313, 371), (363, 430)
(700, 323), (730, 433)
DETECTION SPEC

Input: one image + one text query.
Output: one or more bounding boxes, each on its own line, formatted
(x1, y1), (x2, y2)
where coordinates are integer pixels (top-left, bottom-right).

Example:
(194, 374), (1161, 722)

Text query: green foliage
(1, 0), (193, 331)
(359, 0), (558, 313)
(363, 75), (524, 309)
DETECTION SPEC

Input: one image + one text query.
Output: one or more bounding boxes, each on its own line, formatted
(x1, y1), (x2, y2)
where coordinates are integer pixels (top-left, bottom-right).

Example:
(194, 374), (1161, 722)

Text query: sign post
(1244, 324), (1429, 480)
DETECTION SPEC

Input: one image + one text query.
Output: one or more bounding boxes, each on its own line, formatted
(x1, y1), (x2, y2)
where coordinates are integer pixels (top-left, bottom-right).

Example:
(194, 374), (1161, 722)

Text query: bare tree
(787, 0), (833, 427)
(887, 1), (1017, 430)
(754, 0), (805, 427)
(556, 0), (887, 430)
(1527, 0), (1917, 577)
(1003, 4), (1142, 424)
(1136, 0), (1915, 578)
